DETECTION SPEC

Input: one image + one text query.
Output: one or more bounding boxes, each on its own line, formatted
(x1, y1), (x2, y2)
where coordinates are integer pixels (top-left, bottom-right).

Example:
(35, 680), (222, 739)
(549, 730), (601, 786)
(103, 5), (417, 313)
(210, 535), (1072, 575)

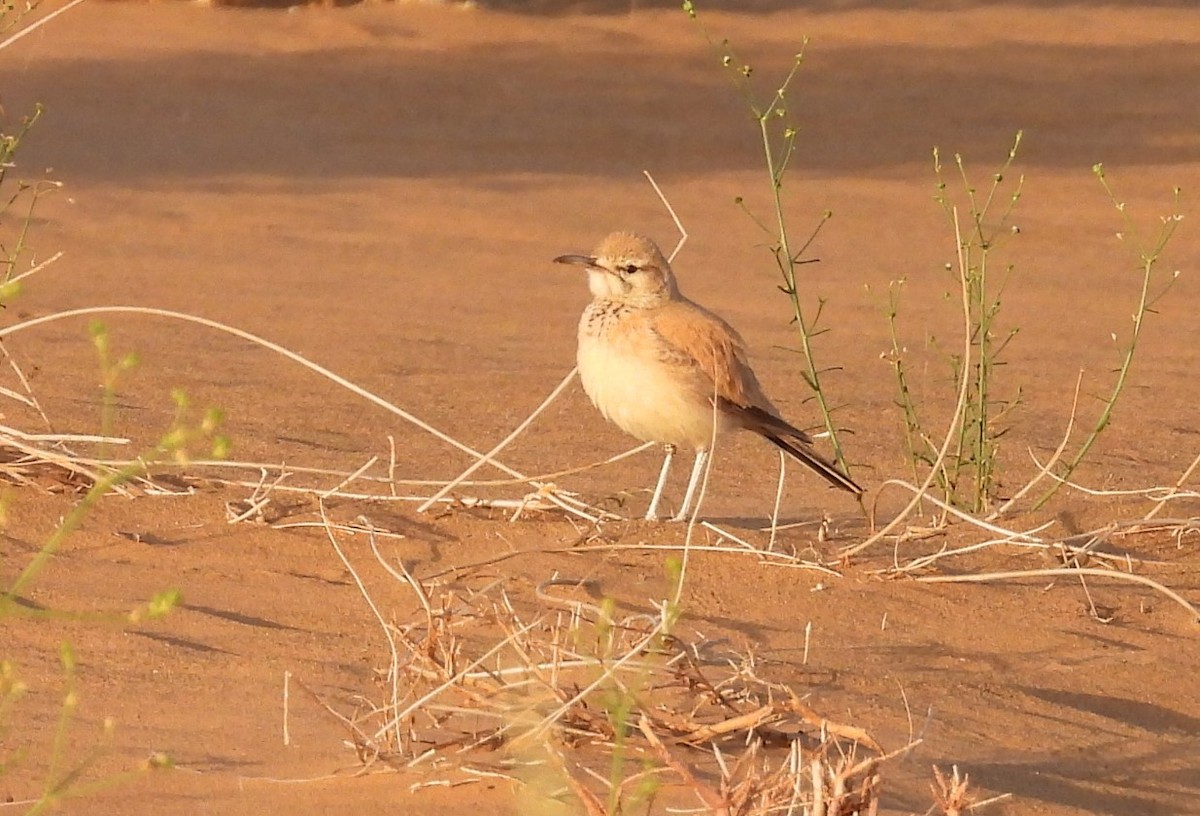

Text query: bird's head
(554, 231), (678, 308)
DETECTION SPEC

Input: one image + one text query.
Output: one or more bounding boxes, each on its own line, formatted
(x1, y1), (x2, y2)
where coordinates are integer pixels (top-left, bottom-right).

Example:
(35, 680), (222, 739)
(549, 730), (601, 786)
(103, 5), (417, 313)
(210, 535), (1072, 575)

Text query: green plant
(19, 645), (172, 816)
(0, 0), (36, 35)
(886, 135), (1025, 513)
(0, 371), (228, 812)
(1, 104), (54, 304)
(0, 41), (228, 807)
(2, 389), (228, 613)
(90, 320), (141, 461)
(881, 279), (927, 492)
(935, 135), (1025, 513)
(882, 139), (1183, 518)
(682, 0), (853, 479)
(1035, 169), (1184, 508)
(588, 558), (683, 816)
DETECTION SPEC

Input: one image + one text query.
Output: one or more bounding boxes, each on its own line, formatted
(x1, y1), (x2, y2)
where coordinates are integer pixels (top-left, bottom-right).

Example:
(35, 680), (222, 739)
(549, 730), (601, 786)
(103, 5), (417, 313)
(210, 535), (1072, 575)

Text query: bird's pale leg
(645, 444), (676, 522)
(670, 449), (709, 523)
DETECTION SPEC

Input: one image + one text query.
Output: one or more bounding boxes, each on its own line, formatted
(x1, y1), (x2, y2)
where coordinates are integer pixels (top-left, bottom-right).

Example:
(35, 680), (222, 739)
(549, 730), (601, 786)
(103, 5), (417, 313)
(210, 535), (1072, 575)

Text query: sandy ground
(2, 1), (1199, 814)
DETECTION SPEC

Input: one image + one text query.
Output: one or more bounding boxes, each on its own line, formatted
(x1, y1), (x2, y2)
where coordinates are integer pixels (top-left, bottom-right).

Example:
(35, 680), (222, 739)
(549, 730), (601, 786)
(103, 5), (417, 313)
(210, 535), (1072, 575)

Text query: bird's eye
(622, 263), (640, 275)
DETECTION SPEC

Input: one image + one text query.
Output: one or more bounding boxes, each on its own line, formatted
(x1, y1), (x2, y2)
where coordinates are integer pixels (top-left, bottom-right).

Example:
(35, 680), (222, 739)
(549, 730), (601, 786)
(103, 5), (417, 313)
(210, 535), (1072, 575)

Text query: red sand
(1, 2), (1197, 814)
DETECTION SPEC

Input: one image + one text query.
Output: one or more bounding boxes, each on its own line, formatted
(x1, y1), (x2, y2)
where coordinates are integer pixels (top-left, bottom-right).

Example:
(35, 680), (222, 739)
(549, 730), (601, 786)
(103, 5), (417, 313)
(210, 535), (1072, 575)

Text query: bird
(554, 231), (863, 522)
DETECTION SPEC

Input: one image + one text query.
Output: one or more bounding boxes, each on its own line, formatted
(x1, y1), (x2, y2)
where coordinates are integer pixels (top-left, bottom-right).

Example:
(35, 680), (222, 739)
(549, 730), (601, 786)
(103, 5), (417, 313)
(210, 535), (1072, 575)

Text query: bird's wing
(649, 301), (815, 440)
(647, 300), (763, 409)
(648, 301), (862, 496)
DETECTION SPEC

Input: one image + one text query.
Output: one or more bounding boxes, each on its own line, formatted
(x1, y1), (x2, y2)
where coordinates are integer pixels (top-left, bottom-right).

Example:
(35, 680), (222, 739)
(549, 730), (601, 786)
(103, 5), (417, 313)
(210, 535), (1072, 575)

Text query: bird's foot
(644, 508), (693, 523)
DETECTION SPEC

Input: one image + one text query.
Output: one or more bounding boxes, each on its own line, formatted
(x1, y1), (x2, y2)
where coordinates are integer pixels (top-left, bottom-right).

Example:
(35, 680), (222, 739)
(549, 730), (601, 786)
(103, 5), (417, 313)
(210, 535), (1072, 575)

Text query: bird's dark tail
(761, 432), (863, 496)
(727, 402), (863, 496)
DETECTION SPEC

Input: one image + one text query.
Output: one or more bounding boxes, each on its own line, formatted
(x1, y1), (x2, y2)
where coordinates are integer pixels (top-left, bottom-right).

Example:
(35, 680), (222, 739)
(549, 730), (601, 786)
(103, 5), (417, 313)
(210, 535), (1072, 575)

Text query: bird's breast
(577, 304), (729, 450)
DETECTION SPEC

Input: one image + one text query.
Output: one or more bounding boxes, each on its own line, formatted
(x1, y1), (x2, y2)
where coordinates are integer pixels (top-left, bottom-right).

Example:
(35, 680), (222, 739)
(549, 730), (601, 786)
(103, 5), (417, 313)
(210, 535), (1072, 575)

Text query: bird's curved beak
(553, 253), (598, 268)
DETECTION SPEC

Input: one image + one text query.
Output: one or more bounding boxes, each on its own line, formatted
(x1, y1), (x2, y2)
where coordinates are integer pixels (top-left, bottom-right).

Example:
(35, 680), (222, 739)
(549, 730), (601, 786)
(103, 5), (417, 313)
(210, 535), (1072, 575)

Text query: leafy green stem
(1035, 172), (1183, 508)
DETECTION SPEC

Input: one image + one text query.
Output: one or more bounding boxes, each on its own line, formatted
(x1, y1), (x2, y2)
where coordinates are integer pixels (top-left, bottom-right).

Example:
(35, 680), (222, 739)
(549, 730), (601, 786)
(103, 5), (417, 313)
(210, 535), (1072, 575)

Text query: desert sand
(1, 1), (1198, 814)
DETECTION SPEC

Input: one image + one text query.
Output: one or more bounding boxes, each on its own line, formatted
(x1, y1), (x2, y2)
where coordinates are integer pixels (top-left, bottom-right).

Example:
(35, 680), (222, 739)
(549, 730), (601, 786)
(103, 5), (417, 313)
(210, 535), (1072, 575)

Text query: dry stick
(0, 249), (66, 443)
(986, 370), (1084, 521)
(278, 518), (410, 537)
(363, 524), (431, 619)
(0, 428), (131, 494)
(702, 520), (769, 553)
(1144, 450), (1200, 522)
(835, 740), (922, 794)
(0, 798), (39, 810)
(94, 441), (655, 491)
(225, 771), (352, 786)
(638, 716), (730, 816)
(226, 481), (272, 524)
(0, 306), (535, 484)
(1029, 451), (1200, 506)
(677, 704), (781, 744)
(543, 744), (609, 816)
(509, 484), (610, 525)
(518, 620), (667, 746)
(875, 478), (1052, 547)
(0, 342), (55, 432)
(318, 500), (406, 750)
(643, 170), (689, 264)
(703, 518), (843, 573)
(843, 208), (976, 559)
(407, 779), (478, 793)
(1111, 517), (1200, 535)
(7, 251), (64, 286)
(899, 517), (1186, 570)
(783, 740), (804, 813)
(458, 655), (666, 683)
(784, 695), (882, 752)
(282, 670), (292, 747)
(416, 368), (580, 513)
(169, 477), (589, 512)
(0, 383), (36, 408)
(768, 452), (786, 552)
(371, 618), (542, 742)
(894, 534), (1052, 575)
(917, 568), (1200, 623)
(106, 457), (407, 485)
(320, 456), (379, 500)
(0, 425), (127, 446)
(1027, 468), (1171, 498)
(887, 516), (1148, 572)
(1074, 571), (1107, 621)
(758, 516), (829, 533)
(387, 435), (398, 498)
(256, 458), (612, 525)
(0, 0), (88, 51)
(418, 541), (839, 583)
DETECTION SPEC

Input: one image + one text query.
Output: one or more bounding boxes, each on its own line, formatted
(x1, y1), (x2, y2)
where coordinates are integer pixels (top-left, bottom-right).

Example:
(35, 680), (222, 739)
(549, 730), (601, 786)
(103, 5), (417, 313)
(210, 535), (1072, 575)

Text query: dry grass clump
(304, 515), (939, 815)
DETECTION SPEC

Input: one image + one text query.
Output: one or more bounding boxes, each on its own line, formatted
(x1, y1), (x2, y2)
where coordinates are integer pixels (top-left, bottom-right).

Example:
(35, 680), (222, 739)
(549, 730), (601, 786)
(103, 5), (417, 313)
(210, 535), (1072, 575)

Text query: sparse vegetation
(882, 135), (1185, 518)
(883, 134), (1026, 514)
(1034, 166), (1185, 509)
(1, 10), (227, 809)
(312, 517), (929, 816)
(0, 3), (1195, 816)
(683, 0), (853, 480)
